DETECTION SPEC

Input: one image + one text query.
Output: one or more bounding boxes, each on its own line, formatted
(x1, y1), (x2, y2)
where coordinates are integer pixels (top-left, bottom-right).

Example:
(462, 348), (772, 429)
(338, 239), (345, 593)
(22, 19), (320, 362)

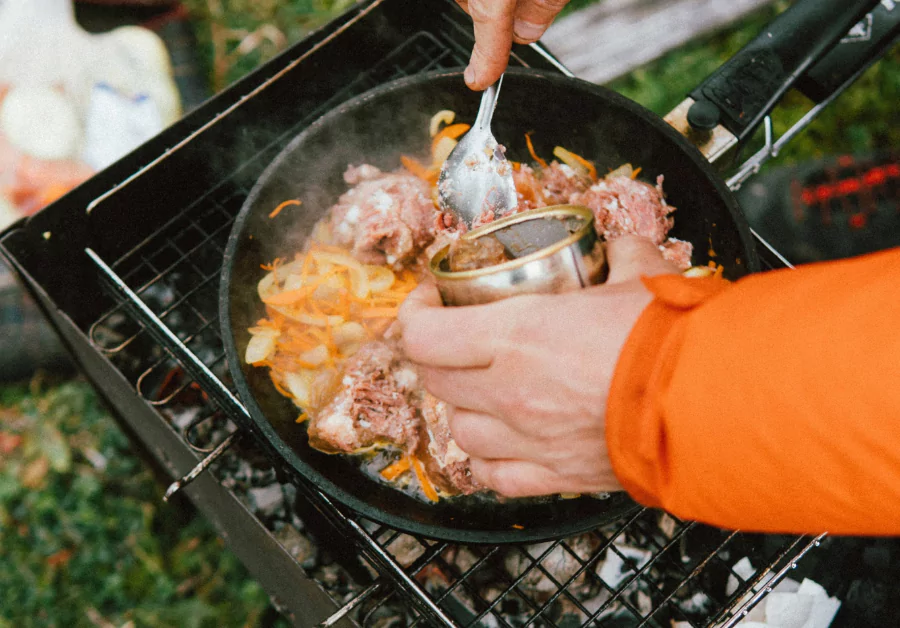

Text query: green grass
(605, 3), (900, 165)
(0, 377), (285, 628)
(2, 3), (897, 626)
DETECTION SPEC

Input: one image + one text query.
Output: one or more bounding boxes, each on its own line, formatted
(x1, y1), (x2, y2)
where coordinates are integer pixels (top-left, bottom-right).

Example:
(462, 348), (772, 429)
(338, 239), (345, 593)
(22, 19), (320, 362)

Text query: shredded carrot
(409, 455), (439, 502)
(270, 373), (293, 398)
(295, 412), (309, 424)
(525, 133), (548, 168)
(401, 155), (440, 184)
(431, 123), (470, 151)
(360, 307), (399, 318)
(263, 287), (315, 306)
(512, 524), (524, 530)
(630, 167), (643, 180)
(269, 199), (301, 219)
(380, 457), (411, 481)
(260, 257), (284, 272)
(511, 161), (522, 172)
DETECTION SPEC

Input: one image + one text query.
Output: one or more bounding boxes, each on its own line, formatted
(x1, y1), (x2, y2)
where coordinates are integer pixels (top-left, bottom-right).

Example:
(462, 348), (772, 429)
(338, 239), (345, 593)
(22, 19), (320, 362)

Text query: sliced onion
(245, 331), (278, 364)
(606, 163), (635, 179)
(311, 369), (340, 408)
(312, 273), (347, 300)
(683, 266), (715, 278)
(553, 146), (590, 178)
(348, 267), (370, 299)
(247, 326), (279, 336)
(333, 322), (366, 350)
(257, 271), (279, 301)
(270, 306), (343, 327)
(311, 249), (361, 268)
(274, 258), (306, 282)
(429, 110), (455, 137)
(283, 370), (315, 407)
(299, 344), (329, 366)
(432, 136), (457, 165)
(365, 265), (395, 293)
(281, 273), (306, 292)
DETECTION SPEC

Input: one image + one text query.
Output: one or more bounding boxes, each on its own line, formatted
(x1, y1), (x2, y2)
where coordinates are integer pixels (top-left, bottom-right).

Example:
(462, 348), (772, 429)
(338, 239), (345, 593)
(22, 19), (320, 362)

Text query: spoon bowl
(437, 76), (518, 228)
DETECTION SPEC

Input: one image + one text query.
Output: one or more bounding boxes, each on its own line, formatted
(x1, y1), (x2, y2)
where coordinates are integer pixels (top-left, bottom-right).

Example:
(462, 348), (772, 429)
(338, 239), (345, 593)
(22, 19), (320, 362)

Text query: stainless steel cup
(429, 205), (607, 306)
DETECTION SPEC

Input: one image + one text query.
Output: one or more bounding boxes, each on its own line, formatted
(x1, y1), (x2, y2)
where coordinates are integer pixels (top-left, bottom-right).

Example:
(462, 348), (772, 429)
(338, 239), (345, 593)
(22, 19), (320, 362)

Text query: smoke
(232, 72), (482, 265)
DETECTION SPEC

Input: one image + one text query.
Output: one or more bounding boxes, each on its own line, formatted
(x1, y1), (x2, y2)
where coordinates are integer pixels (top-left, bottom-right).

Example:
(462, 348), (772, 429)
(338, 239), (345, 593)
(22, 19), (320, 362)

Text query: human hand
(455, 0), (571, 90)
(399, 235), (679, 497)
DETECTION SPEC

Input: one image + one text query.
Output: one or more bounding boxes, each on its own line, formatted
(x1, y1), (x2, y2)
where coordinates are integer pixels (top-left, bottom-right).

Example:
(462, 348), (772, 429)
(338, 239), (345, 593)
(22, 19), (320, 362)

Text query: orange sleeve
(606, 247), (900, 535)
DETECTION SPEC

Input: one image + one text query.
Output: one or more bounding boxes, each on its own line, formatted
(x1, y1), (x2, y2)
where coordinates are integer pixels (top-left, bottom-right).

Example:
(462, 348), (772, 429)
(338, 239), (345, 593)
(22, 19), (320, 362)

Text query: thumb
(397, 280), (442, 328)
(464, 0), (518, 90)
(605, 235), (679, 284)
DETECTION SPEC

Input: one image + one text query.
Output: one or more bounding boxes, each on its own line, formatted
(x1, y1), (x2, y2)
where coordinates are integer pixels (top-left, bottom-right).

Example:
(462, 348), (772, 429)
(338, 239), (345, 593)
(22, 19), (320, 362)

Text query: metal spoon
(437, 75), (518, 229)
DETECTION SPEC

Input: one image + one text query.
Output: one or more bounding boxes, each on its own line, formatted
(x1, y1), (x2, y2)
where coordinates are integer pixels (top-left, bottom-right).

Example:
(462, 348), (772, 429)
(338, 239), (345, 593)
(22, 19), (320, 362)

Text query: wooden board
(542, 0), (776, 84)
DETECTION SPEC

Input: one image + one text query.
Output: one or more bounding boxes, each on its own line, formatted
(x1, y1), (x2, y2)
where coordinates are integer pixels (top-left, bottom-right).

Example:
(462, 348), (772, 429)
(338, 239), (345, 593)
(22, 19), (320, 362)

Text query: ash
(159, 384), (781, 628)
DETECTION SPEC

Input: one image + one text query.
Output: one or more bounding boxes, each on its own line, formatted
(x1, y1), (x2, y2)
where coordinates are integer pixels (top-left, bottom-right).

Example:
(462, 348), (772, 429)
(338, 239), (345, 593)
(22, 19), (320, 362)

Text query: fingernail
(464, 65), (476, 87)
(513, 19), (545, 43)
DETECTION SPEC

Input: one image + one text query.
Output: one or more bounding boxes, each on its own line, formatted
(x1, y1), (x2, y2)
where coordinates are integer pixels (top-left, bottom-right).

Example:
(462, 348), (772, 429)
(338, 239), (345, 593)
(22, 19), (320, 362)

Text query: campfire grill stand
(4, 0), (893, 625)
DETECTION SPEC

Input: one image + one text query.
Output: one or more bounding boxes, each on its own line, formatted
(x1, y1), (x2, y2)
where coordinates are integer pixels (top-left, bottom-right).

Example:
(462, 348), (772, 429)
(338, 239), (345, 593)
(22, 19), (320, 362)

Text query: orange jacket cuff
(606, 274), (731, 508)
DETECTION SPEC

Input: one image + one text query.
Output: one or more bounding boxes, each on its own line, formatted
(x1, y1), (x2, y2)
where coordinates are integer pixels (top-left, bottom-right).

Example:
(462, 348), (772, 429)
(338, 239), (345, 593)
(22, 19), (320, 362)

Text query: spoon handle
(473, 74), (504, 131)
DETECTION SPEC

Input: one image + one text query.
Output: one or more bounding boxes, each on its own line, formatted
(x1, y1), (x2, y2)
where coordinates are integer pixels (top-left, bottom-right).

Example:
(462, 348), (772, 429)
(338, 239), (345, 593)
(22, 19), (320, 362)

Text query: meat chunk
(512, 163), (547, 211)
(309, 342), (420, 454)
(661, 237), (693, 270)
(538, 162), (591, 206)
(329, 165), (438, 270)
(571, 175), (674, 245)
(447, 234), (509, 271)
(418, 394), (481, 495)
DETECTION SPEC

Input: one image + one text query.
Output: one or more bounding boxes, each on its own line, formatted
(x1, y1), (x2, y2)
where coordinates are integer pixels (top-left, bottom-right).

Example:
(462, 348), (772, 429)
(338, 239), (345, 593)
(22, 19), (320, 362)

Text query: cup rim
(429, 204), (596, 281)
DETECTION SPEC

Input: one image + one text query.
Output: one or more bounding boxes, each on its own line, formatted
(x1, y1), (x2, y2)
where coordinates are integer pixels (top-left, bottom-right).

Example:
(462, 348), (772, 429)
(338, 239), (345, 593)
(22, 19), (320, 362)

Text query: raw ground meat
(571, 175), (673, 245)
(309, 342), (421, 455)
(309, 340), (481, 495)
(538, 162), (592, 205)
(511, 162), (591, 211)
(418, 394), (481, 495)
(329, 165), (438, 270)
(661, 238), (693, 270)
(571, 174), (694, 269)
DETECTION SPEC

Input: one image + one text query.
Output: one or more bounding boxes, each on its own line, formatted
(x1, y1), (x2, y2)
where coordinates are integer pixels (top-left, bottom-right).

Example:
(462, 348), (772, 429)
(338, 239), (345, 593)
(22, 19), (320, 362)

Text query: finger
(605, 235), (679, 284)
(447, 407), (535, 460)
(512, 0), (570, 44)
(469, 458), (569, 497)
(455, 0), (469, 12)
(419, 366), (497, 415)
(465, 0), (518, 90)
(398, 285), (509, 368)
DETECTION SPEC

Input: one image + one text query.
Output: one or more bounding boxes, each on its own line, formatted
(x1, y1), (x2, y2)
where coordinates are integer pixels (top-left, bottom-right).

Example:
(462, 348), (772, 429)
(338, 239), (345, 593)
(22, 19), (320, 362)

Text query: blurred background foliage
(0, 377), (286, 628)
(1, 0), (897, 626)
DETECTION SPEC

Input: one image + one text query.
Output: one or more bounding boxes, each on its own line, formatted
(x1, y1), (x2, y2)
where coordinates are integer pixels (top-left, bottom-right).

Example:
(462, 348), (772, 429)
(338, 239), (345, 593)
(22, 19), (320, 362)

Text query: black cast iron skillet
(220, 0), (875, 543)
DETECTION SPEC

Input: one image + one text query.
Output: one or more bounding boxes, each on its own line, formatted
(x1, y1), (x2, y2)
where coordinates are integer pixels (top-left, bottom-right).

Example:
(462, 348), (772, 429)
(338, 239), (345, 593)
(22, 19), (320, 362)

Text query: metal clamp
(727, 47), (885, 192)
(317, 582), (386, 628)
(164, 430), (241, 501)
(718, 534), (827, 628)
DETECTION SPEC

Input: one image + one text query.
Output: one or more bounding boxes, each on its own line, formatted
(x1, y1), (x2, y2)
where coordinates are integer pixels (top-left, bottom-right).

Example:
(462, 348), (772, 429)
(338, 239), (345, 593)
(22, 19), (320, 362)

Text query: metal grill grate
(79, 23), (817, 628)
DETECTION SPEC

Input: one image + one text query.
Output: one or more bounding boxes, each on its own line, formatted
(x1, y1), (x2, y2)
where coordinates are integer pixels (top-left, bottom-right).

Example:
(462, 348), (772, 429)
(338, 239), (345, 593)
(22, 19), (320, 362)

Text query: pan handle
(665, 0), (877, 162)
(795, 1), (900, 103)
